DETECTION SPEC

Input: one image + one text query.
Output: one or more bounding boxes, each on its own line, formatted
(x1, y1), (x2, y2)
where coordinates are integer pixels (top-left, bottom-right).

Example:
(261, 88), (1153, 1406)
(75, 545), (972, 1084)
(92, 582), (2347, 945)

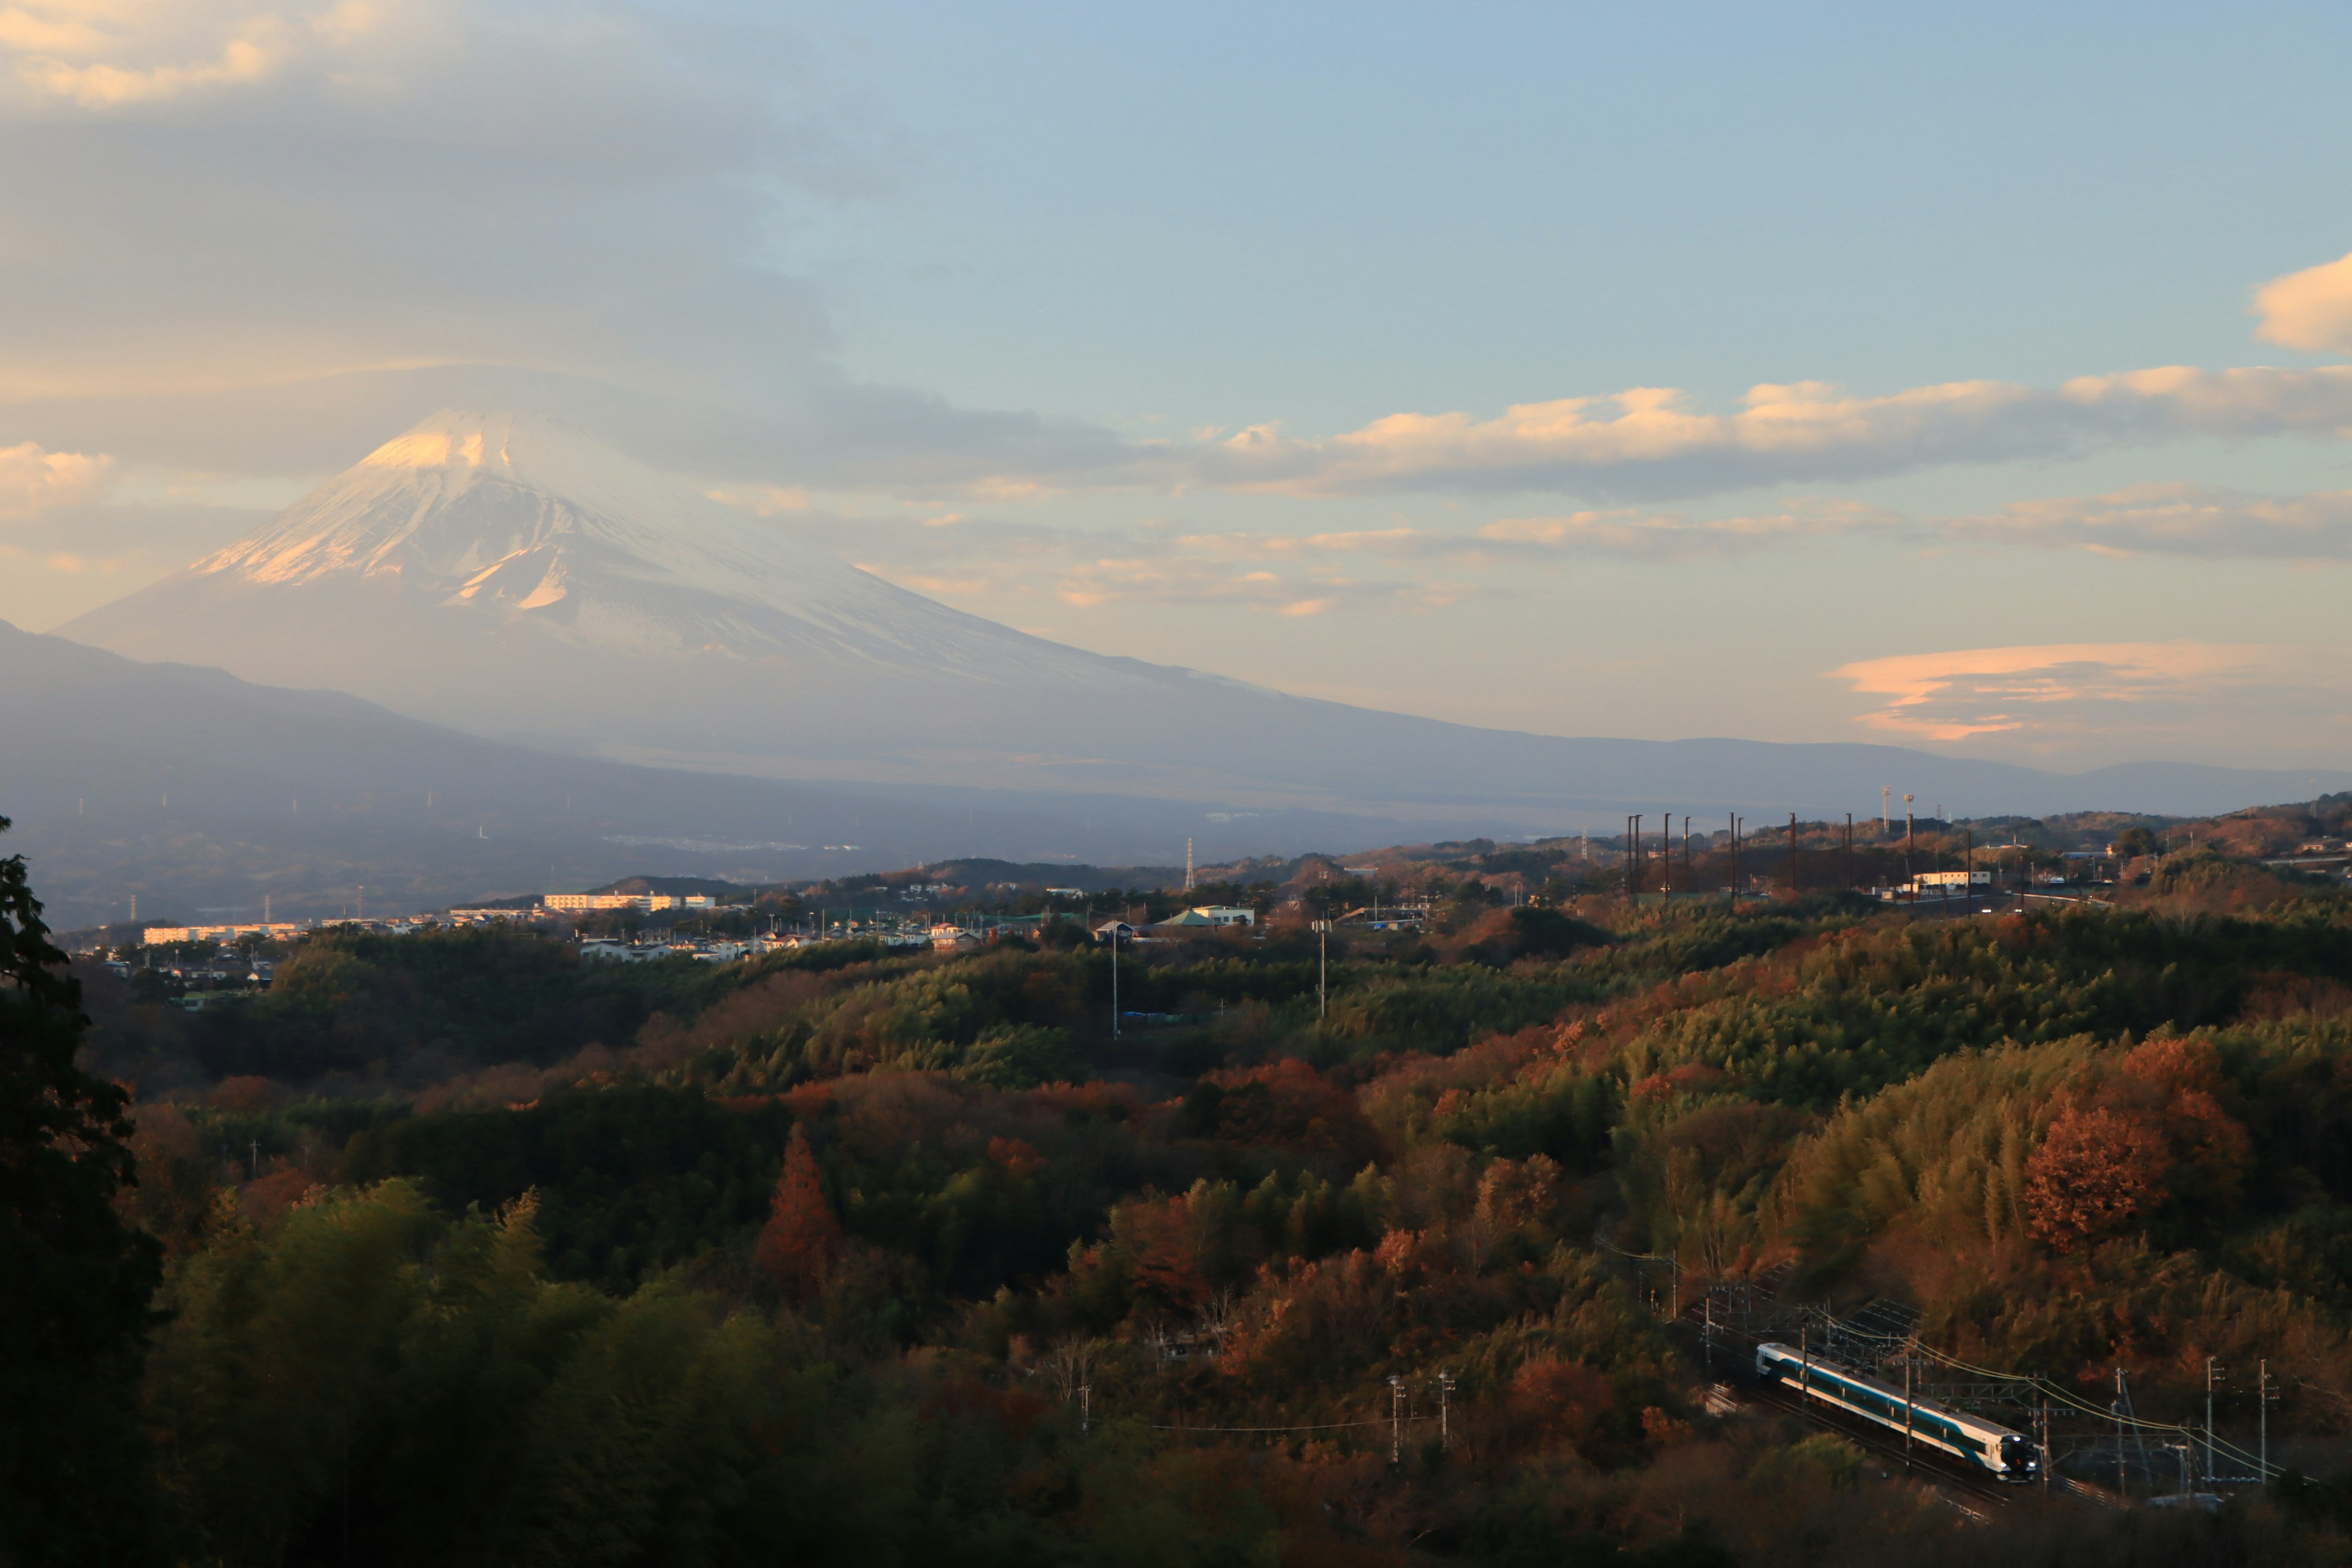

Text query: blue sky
(2, 0), (2349, 769)
(790, 1), (2352, 425)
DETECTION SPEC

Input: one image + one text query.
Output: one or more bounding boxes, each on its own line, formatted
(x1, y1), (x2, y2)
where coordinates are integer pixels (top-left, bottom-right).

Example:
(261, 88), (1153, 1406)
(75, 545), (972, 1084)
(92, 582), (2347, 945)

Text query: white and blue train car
(1754, 1343), (2039, 1482)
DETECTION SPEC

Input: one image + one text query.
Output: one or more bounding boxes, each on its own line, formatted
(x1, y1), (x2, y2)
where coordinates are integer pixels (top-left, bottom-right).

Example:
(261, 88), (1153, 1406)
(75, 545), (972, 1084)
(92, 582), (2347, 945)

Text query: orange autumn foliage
(1197, 1058), (1382, 1163)
(755, 1125), (840, 1300)
(238, 1162), (321, 1231)
(2023, 1106), (2166, 1251)
(987, 1136), (1042, 1178)
(1121, 1194), (1210, 1306)
(211, 1075), (281, 1115)
(1505, 1357), (1613, 1453)
(2022, 1036), (2253, 1253)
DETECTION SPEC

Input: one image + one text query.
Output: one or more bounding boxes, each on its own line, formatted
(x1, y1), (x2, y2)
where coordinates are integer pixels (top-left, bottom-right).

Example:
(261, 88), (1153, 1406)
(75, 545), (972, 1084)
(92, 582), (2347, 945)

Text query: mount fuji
(61, 411), (1174, 784)
(54, 411), (2352, 828)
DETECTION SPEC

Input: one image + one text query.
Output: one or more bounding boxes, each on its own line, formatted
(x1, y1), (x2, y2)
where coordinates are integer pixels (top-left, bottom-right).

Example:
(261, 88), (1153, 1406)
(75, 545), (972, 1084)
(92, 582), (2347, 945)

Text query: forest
(12, 797), (2352, 1566)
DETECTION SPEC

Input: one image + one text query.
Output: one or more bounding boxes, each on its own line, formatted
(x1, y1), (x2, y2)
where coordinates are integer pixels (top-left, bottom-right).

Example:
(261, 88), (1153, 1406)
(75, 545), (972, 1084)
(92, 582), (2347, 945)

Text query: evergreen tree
(0, 817), (165, 1563)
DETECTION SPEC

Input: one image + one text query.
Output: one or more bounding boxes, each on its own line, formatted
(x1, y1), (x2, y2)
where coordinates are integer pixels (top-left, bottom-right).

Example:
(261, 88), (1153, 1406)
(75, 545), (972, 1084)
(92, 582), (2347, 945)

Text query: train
(1755, 1342), (2040, 1482)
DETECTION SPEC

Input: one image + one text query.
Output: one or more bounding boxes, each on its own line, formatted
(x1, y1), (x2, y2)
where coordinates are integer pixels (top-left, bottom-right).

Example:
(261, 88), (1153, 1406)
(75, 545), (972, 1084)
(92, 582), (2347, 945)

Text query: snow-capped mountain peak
(176, 410), (949, 657)
(58, 407), (1292, 794)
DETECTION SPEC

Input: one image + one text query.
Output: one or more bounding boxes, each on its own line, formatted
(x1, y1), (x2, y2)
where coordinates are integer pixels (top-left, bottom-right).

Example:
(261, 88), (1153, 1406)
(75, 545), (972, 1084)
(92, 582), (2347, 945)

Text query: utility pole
(1109, 923), (1120, 1039)
(1389, 1375), (1405, 1466)
(1316, 920), (1329, 1021)
(1439, 1373), (1455, 1449)
(1844, 813), (1853, 891)
(1965, 827), (1974, 910)
(1788, 813), (1798, 899)
(2115, 1366), (2127, 1497)
(1882, 785), (1891, 833)
(2206, 1357), (2221, 1487)
(2261, 1359), (2272, 1479)
(1079, 1381), (1091, 1437)
(1904, 796), (1915, 895)
(1904, 1349), (1914, 1466)
(1630, 815), (1643, 899)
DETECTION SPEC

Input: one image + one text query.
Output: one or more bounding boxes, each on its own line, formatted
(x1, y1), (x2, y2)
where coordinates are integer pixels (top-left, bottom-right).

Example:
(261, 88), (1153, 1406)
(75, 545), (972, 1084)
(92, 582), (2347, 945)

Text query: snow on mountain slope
(164, 411), (1106, 675)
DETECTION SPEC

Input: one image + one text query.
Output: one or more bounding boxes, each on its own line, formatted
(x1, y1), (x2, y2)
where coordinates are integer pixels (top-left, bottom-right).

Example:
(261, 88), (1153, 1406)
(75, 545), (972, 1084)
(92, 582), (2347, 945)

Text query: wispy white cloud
(1479, 499), (1901, 557)
(1162, 368), (2352, 502)
(1460, 484), (2352, 562)
(752, 473), (2352, 628)
(0, 0), (380, 108)
(0, 439), (111, 518)
(0, 0), (901, 415)
(807, 506), (1482, 616)
(2256, 248), (2352, 356)
(1950, 483), (2352, 559)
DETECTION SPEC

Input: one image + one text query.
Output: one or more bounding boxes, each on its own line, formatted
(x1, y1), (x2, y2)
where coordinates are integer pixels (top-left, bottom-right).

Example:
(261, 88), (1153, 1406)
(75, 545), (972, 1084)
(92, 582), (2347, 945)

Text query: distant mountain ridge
(52, 410), (2352, 827)
(0, 621), (1360, 926)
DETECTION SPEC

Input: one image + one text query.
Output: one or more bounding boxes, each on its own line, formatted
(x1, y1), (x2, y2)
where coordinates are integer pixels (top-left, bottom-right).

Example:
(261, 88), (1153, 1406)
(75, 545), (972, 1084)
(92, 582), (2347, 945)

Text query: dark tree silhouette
(0, 816), (165, 1562)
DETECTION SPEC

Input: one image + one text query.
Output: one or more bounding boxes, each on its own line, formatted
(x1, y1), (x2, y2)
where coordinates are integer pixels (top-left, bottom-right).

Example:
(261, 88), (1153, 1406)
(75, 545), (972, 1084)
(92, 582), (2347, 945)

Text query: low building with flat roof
(545, 892), (717, 913)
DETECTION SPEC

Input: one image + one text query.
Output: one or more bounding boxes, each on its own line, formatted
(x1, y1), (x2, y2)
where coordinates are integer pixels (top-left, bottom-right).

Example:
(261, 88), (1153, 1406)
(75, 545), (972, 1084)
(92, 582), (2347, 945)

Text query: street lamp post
(1314, 920), (1329, 1021)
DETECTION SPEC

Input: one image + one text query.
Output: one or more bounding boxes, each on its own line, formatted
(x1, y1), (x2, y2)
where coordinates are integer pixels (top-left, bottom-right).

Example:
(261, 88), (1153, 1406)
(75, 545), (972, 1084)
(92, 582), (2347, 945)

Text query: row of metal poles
(1621, 812), (1954, 897)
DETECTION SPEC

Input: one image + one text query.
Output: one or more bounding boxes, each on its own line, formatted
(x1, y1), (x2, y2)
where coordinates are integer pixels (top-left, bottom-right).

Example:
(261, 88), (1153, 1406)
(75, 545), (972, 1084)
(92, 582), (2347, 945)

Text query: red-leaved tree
(755, 1125), (840, 1300)
(2023, 1102), (2168, 1252)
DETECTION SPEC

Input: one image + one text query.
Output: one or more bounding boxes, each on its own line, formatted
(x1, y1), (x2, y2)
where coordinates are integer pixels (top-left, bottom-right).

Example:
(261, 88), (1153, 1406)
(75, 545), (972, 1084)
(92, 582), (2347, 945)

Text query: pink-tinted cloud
(1167, 368), (2352, 500)
(0, 439), (112, 519)
(2255, 248), (2352, 355)
(1828, 642), (2331, 747)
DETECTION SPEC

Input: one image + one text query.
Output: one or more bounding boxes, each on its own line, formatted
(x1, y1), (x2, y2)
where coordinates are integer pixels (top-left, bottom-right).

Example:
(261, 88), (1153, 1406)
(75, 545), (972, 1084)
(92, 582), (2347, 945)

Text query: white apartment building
(544, 892), (718, 913)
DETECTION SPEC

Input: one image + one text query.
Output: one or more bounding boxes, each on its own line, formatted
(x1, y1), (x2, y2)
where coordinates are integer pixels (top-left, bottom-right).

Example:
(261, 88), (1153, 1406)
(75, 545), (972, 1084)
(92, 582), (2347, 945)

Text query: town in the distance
(93, 802), (2352, 1008)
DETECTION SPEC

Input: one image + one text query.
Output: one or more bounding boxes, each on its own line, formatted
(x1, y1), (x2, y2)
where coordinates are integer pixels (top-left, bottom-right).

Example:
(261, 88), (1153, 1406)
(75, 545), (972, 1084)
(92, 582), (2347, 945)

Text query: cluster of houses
(120, 892), (1308, 985)
(104, 947), (277, 1011)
